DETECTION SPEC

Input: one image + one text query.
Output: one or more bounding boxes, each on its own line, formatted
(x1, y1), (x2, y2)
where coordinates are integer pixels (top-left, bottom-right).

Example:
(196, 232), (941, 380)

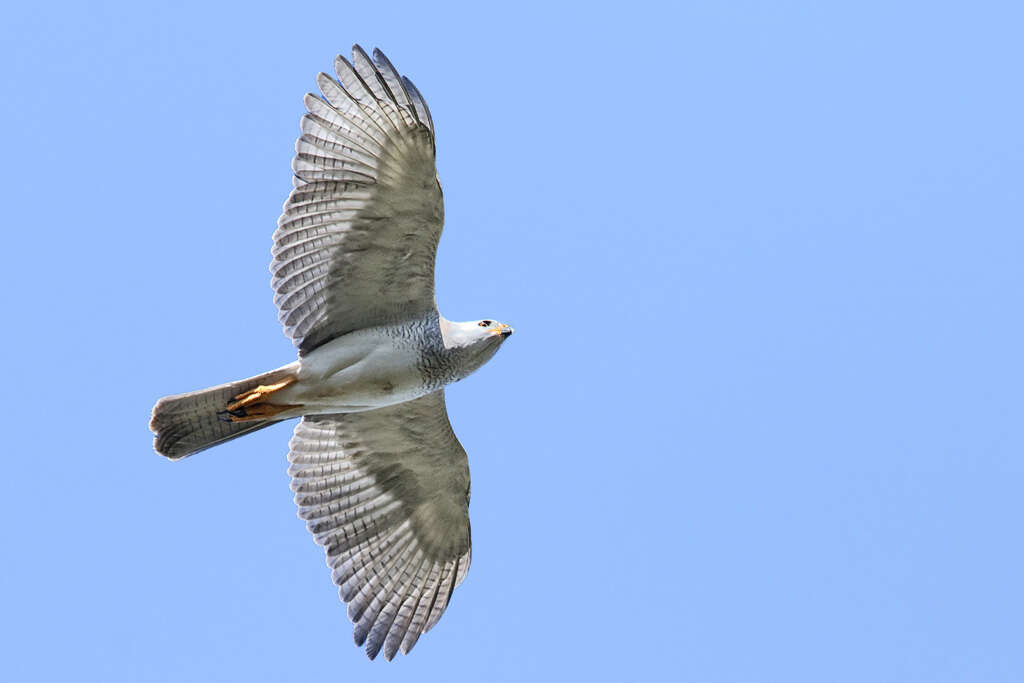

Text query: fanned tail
(150, 366), (296, 460)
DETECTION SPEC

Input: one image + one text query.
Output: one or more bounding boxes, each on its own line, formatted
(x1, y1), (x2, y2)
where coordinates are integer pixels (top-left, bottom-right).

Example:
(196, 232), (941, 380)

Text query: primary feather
(272, 48), (444, 354)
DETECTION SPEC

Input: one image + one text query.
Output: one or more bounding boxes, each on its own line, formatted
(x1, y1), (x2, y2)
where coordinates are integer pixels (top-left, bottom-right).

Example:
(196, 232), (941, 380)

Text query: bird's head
(440, 318), (514, 378)
(474, 319), (514, 341)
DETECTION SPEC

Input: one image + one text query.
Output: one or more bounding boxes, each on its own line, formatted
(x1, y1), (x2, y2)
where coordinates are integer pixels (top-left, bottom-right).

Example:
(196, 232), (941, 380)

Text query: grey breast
(401, 314), (460, 392)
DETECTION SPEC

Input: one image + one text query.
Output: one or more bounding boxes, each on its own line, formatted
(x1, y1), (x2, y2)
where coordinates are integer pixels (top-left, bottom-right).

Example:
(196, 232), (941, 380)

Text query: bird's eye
(479, 320), (492, 327)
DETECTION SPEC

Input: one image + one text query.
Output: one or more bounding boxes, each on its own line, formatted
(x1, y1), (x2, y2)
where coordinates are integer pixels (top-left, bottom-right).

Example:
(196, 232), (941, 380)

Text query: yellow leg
(228, 402), (302, 422)
(226, 376), (297, 412)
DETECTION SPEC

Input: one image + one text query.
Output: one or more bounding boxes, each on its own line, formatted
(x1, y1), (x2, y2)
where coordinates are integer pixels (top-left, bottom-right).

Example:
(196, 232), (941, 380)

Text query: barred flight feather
(273, 46), (443, 354)
(286, 391), (471, 659)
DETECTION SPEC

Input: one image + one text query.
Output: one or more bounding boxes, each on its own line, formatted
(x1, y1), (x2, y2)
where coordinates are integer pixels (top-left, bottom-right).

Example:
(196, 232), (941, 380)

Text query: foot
(226, 377), (296, 412)
(221, 402), (301, 422)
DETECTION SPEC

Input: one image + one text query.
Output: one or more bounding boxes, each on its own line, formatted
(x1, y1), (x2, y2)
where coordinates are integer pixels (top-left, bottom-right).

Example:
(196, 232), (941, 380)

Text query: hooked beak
(490, 323), (514, 338)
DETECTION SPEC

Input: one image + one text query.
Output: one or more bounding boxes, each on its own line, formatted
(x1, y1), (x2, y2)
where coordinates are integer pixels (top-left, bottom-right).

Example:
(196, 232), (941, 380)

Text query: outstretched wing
(272, 46), (443, 355)
(287, 391), (472, 660)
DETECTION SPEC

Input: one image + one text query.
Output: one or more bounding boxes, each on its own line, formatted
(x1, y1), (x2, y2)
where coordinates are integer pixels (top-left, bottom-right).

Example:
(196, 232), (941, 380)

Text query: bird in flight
(150, 46), (513, 661)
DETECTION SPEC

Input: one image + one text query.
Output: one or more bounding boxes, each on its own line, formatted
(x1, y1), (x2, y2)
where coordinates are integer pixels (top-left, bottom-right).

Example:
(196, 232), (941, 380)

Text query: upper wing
(272, 46), (444, 355)
(287, 391), (472, 660)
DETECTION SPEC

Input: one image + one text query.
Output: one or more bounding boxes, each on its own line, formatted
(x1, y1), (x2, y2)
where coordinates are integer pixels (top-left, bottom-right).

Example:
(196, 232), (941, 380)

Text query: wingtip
(365, 637), (383, 661)
(334, 53), (354, 76)
(400, 635), (419, 656)
(351, 44), (372, 65)
(353, 625), (367, 648)
(315, 71), (335, 90)
(302, 92), (321, 108)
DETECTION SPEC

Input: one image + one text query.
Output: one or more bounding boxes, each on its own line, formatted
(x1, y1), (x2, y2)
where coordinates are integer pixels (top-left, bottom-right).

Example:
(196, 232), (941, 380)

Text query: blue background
(2, 2), (1022, 681)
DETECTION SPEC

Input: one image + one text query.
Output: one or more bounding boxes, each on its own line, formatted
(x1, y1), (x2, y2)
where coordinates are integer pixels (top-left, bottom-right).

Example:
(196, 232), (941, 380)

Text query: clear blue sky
(2, 2), (1022, 681)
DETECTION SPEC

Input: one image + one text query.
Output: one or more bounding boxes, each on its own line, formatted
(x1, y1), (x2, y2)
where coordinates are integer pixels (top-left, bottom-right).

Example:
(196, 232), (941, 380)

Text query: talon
(226, 392), (263, 412)
(226, 397), (248, 412)
(226, 402), (302, 422)
(226, 376), (297, 412)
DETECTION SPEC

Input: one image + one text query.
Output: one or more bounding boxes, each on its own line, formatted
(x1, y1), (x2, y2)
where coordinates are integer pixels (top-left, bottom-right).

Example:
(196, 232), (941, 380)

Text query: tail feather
(150, 366), (296, 460)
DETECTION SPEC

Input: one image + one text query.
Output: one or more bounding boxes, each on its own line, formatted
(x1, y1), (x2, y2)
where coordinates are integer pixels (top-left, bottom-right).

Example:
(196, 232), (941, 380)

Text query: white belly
(274, 328), (428, 414)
